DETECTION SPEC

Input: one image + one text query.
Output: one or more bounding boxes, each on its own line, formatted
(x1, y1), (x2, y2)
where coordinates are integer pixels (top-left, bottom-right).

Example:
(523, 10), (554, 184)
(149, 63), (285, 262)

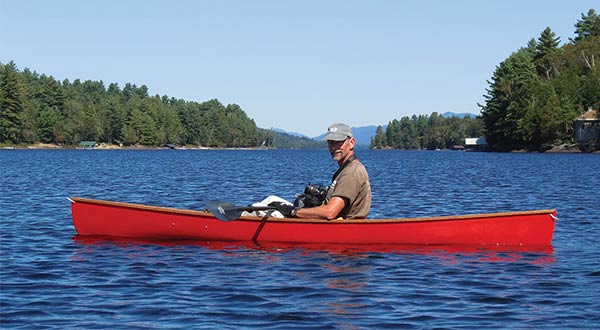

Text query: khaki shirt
(326, 160), (371, 219)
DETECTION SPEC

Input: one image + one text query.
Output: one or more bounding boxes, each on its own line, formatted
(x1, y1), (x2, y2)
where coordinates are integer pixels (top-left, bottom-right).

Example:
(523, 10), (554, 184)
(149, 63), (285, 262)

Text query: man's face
(327, 137), (354, 162)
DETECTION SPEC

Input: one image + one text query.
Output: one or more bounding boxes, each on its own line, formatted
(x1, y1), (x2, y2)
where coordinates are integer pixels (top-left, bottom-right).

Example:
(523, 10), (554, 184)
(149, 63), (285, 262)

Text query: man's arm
(295, 196), (346, 220)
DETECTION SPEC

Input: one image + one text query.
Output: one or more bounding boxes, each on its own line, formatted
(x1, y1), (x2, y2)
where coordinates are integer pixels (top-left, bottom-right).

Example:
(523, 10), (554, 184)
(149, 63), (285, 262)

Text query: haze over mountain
(270, 128), (309, 139)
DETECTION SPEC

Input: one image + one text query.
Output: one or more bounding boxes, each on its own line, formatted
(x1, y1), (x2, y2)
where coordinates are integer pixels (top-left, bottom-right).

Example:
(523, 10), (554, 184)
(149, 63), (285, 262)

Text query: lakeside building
(78, 141), (97, 149)
(465, 137), (487, 151)
(574, 107), (599, 152)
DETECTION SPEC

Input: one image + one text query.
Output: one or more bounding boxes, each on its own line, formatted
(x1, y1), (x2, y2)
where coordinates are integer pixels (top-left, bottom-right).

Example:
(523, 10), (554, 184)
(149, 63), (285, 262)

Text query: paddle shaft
(237, 206), (278, 213)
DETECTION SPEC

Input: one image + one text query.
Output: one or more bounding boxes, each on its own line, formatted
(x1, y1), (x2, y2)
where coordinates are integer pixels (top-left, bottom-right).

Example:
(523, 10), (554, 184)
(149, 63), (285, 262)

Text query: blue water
(1, 149), (599, 329)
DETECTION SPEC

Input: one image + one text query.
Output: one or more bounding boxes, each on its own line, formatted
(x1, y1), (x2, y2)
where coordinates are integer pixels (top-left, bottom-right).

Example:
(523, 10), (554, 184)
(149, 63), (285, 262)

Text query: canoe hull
(70, 197), (556, 246)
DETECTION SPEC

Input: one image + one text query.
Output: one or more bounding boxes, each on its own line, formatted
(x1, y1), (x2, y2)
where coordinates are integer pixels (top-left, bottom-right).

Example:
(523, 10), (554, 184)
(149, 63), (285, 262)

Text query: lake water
(1, 149), (599, 329)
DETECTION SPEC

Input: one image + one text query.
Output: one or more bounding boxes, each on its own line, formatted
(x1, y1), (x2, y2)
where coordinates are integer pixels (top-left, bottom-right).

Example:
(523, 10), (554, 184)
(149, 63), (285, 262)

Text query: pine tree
(480, 47), (538, 150)
(573, 9), (600, 43)
(370, 125), (387, 148)
(535, 27), (561, 78)
(0, 61), (28, 143)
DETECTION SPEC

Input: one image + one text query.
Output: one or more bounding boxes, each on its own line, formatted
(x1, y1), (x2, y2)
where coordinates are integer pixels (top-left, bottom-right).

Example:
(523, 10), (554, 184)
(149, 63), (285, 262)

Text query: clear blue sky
(1, 1), (597, 137)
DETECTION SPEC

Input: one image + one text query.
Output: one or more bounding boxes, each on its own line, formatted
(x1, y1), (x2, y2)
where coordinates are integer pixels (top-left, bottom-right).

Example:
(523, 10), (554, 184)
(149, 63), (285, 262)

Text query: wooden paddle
(205, 201), (278, 221)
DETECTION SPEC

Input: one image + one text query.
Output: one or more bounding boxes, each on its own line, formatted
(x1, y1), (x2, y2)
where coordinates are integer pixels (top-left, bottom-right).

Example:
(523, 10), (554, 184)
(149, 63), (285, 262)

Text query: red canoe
(69, 197), (557, 246)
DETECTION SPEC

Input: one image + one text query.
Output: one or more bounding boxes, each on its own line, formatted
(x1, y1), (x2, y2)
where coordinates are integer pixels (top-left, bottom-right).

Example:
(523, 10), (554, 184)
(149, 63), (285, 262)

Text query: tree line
(0, 63), (268, 148)
(370, 113), (483, 150)
(480, 9), (600, 151)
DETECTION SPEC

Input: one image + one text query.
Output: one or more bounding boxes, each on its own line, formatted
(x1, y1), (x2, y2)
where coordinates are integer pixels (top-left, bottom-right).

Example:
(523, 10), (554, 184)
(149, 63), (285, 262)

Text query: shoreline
(2, 143), (597, 153)
(1, 143), (274, 151)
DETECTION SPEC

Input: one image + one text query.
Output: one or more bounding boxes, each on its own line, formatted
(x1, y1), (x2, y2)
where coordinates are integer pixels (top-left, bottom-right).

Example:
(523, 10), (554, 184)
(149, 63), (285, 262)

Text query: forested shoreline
(2, 9), (598, 151)
(372, 9), (599, 151)
(0, 59), (328, 149)
(480, 9), (599, 151)
(370, 113), (483, 150)
(0, 63), (262, 148)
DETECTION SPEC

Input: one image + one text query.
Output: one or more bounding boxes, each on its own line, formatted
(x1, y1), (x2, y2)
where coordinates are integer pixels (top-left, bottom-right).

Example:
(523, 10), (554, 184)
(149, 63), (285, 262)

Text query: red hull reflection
(73, 236), (555, 264)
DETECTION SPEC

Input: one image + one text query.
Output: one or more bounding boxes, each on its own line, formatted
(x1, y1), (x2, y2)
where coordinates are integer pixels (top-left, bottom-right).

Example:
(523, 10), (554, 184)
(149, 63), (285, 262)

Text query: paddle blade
(205, 201), (245, 221)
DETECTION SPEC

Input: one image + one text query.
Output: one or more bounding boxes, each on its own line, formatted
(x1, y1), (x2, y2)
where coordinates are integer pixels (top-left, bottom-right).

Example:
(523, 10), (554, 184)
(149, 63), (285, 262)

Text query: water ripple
(1, 150), (599, 329)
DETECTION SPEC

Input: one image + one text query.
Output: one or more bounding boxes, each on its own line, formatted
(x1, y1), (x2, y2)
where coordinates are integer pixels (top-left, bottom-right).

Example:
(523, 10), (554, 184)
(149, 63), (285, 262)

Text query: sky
(1, 1), (597, 137)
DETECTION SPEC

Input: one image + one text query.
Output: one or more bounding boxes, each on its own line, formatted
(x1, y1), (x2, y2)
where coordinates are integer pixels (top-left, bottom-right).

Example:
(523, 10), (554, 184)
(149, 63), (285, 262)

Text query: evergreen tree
(370, 125), (387, 148)
(78, 103), (102, 141)
(573, 9), (600, 43)
(224, 103), (258, 147)
(385, 119), (400, 148)
(156, 100), (185, 145)
(104, 84), (126, 144)
(37, 74), (66, 110)
(424, 112), (445, 149)
(535, 27), (561, 78)
(137, 111), (158, 145)
(480, 47), (538, 150)
(536, 28), (561, 58)
(178, 101), (206, 145)
(0, 61), (28, 143)
(36, 106), (61, 143)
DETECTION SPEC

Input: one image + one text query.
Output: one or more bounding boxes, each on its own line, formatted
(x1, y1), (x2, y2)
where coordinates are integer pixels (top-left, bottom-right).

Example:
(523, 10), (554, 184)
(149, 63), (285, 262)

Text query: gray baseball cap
(324, 123), (353, 141)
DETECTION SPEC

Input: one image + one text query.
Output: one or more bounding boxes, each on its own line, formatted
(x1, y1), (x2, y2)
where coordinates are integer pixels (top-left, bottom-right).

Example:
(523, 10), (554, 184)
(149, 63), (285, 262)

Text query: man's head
(324, 123), (356, 163)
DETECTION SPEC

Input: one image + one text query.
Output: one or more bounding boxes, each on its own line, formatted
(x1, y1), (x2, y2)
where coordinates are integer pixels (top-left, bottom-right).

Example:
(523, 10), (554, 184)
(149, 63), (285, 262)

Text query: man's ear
(348, 137), (357, 150)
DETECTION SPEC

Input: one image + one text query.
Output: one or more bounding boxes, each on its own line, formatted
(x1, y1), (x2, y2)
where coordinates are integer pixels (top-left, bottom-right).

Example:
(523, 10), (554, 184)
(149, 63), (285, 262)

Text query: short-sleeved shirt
(326, 160), (371, 219)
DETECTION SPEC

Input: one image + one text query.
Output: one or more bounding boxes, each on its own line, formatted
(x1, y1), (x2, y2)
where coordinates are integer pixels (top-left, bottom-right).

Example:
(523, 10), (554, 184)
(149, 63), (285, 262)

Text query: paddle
(205, 201), (278, 221)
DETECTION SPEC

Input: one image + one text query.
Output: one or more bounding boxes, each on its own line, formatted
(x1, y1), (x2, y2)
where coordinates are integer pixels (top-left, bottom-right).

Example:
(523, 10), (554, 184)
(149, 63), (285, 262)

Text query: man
(271, 123), (371, 219)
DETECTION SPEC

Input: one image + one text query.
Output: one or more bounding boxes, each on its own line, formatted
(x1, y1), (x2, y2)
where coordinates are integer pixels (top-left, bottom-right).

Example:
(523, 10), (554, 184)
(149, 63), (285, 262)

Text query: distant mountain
(312, 125), (381, 147)
(442, 112), (478, 119)
(349, 125), (380, 147)
(260, 128), (324, 149)
(271, 128), (309, 138)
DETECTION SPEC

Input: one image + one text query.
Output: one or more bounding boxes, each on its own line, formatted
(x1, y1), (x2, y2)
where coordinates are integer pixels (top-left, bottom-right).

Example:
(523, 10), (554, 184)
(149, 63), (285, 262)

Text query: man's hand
(268, 202), (297, 217)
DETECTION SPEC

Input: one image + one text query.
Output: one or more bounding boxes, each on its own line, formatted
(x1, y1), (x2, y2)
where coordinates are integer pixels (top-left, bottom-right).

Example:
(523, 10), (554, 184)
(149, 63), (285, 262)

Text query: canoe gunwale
(69, 197), (556, 224)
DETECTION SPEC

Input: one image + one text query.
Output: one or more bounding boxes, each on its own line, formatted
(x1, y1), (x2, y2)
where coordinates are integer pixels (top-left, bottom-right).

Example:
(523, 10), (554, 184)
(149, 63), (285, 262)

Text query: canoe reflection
(72, 236), (554, 264)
